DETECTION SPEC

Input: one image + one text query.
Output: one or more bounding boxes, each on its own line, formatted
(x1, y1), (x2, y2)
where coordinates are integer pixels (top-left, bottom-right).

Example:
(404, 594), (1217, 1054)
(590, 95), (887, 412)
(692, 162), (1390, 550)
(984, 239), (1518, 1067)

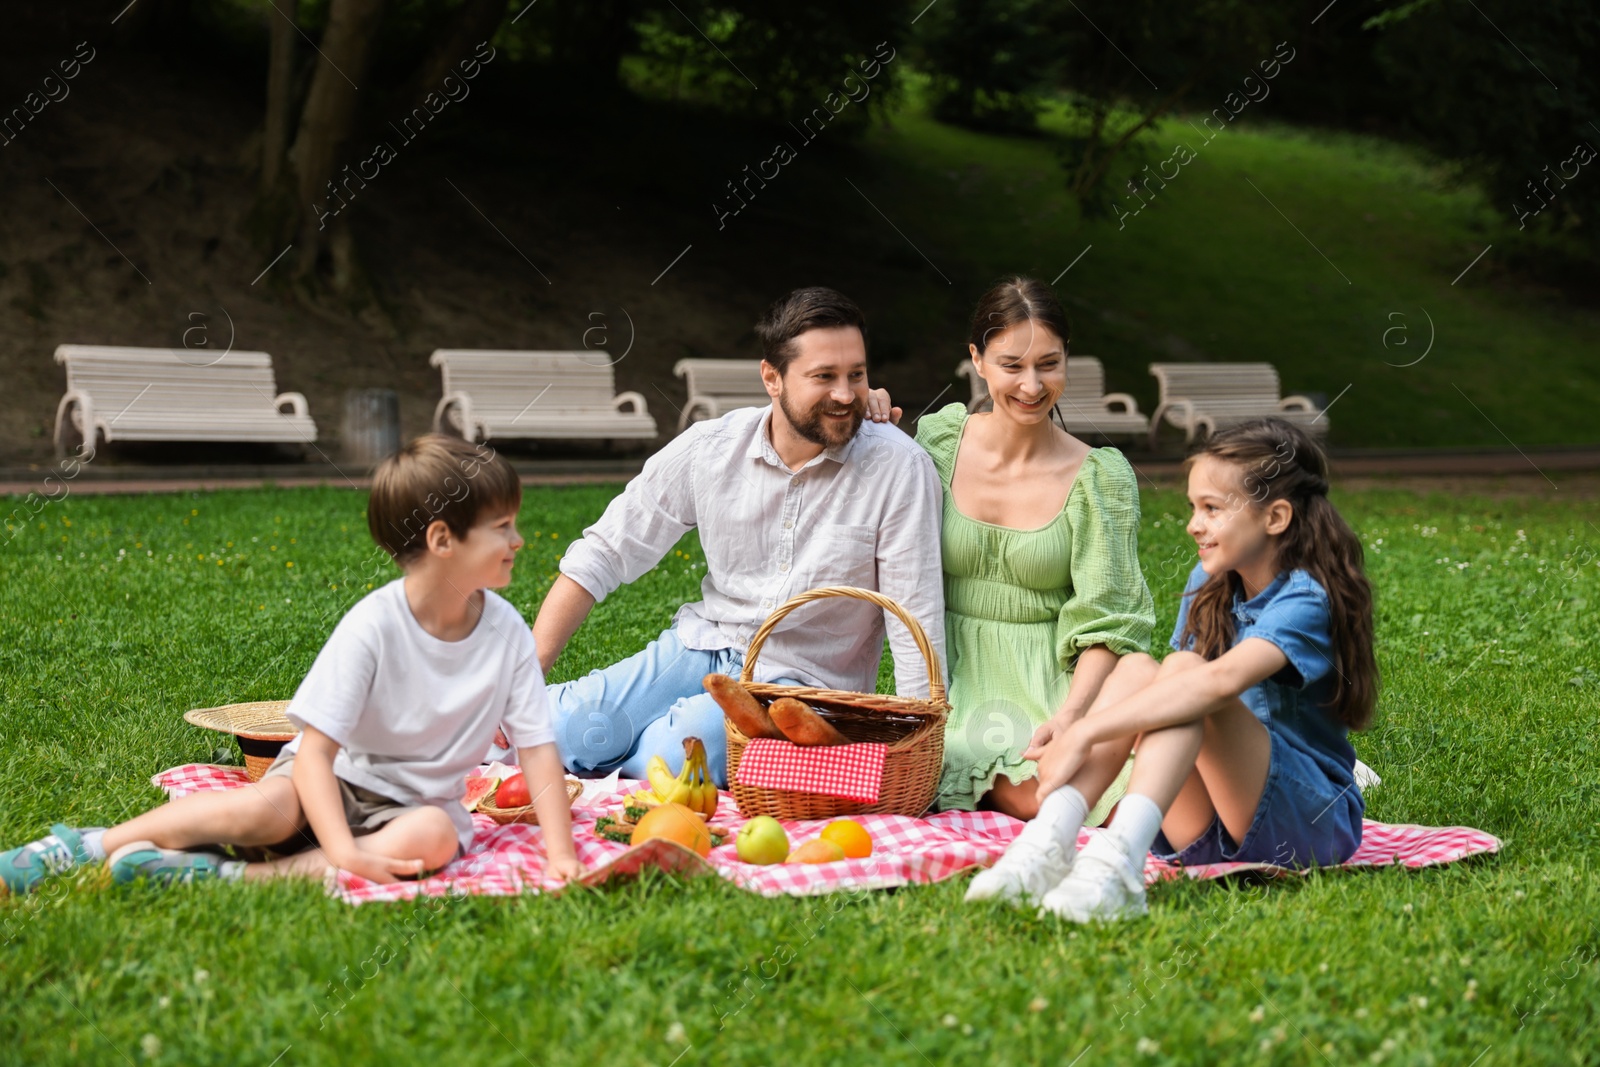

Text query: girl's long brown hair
(1178, 418), (1378, 730)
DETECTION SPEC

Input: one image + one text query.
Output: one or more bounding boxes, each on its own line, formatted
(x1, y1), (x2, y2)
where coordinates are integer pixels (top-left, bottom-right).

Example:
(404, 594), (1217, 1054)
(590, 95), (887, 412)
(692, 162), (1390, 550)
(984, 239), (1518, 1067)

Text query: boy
(0, 434), (582, 892)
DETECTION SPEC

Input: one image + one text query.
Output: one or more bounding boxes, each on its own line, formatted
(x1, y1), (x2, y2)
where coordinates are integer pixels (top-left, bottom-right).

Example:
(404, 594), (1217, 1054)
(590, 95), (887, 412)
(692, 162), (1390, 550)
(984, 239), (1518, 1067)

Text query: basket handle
(738, 585), (946, 706)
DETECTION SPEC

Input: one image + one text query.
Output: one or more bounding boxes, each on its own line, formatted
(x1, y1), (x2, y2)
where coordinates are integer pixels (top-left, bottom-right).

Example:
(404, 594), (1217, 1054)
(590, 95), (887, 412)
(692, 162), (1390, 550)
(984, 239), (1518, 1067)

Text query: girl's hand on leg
(1032, 721), (1092, 798)
(1025, 715), (1067, 758)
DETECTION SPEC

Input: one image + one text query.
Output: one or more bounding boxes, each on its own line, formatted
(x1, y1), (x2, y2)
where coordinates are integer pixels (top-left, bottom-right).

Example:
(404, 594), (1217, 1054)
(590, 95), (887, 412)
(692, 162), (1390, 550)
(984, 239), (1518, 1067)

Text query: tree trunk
(400, 0), (507, 108)
(289, 0), (389, 287)
(262, 0), (298, 191)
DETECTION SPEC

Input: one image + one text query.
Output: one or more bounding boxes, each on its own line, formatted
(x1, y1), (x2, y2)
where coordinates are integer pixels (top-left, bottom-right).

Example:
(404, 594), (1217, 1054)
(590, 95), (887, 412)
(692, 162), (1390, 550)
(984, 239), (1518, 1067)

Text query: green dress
(914, 403), (1157, 817)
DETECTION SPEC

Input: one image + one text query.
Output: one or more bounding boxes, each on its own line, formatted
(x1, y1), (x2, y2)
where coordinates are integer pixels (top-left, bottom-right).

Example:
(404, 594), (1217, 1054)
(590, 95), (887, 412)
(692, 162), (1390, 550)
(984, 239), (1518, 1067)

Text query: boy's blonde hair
(367, 434), (521, 564)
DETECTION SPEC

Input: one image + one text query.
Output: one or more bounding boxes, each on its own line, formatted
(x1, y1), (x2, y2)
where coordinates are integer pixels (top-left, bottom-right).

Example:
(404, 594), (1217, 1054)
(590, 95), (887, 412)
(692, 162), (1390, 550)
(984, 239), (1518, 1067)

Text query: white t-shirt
(281, 579), (554, 849)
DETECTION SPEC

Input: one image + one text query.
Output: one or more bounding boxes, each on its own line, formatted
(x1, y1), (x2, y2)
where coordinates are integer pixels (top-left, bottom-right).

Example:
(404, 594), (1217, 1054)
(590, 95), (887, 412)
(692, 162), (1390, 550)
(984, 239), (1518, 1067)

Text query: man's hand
(324, 844), (426, 885)
(866, 388), (902, 426)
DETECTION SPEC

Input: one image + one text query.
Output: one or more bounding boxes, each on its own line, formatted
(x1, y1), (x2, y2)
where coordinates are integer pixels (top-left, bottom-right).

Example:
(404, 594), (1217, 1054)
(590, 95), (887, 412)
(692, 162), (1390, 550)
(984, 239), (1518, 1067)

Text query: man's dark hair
(753, 287), (867, 375)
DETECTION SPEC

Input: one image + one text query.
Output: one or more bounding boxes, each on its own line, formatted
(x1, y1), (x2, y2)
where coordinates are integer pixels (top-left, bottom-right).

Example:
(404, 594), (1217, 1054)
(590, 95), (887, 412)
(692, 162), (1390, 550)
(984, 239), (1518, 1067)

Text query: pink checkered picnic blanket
(737, 738), (887, 803)
(153, 764), (1502, 906)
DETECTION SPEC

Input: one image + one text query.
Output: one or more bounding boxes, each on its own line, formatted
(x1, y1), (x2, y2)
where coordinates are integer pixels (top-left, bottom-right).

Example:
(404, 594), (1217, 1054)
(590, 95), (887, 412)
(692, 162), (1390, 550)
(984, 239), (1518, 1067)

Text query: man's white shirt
(558, 405), (948, 697)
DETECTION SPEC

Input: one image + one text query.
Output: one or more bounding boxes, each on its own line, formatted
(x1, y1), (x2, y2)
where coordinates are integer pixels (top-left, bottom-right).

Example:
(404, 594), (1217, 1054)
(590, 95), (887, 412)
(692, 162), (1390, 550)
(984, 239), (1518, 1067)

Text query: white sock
(81, 828), (107, 862)
(1108, 793), (1164, 873)
(1032, 785), (1090, 850)
(218, 861), (247, 882)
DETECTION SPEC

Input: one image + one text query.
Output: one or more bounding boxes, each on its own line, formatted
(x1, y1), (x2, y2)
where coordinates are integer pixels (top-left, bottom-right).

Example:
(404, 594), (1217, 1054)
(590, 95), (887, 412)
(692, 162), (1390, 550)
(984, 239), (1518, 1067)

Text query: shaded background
(2, 0), (1596, 465)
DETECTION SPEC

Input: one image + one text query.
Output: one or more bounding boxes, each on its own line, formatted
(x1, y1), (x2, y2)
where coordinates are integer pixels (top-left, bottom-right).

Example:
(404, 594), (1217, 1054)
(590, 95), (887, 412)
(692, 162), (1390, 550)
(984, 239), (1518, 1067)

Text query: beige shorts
(262, 750), (424, 844)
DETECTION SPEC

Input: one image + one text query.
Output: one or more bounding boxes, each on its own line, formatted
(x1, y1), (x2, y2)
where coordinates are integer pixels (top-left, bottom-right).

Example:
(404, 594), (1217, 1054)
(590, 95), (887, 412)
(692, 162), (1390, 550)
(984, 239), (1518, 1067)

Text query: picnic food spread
(636, 738), (719, 817)
(788, 839), (846, 863)
(629, 803), (715, 856)
(594, 737), (729, 848)
(495, 772), (532, 809)
(768, 697), (851, 746)
(707, 673), (859, 747)
(704, 673), (783, 739)
(461, 776), (498, 811)
(819, 818), (873, 859)
(734, 816), (790, 864)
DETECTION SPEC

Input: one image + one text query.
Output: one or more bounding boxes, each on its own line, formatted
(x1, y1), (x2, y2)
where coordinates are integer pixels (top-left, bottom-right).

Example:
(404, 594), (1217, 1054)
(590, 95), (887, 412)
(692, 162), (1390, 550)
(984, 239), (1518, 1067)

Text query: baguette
(769, 697), (850, 747)
(704, 673), (783, 739)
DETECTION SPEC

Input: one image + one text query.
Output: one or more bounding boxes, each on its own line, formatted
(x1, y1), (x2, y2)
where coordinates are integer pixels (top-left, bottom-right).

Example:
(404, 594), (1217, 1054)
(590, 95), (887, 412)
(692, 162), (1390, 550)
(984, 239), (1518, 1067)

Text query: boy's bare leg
(242, 805), (460, 883)
(102, 776), (307, 856)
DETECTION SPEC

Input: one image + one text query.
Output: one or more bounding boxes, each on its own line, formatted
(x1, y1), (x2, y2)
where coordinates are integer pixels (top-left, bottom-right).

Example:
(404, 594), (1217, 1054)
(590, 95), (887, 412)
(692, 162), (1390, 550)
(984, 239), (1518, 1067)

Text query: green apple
(735, 816), (791, 865)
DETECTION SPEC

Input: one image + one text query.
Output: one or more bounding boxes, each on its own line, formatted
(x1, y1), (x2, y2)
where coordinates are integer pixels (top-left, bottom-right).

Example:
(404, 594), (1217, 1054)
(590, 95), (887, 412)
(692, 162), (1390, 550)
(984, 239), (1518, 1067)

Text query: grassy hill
(2, 26), (1595, 465)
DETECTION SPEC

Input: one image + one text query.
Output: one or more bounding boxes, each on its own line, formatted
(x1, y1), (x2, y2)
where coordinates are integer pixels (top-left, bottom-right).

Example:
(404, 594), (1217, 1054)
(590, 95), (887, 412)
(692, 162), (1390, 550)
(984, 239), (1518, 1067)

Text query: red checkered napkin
(736, 739), (887, 804)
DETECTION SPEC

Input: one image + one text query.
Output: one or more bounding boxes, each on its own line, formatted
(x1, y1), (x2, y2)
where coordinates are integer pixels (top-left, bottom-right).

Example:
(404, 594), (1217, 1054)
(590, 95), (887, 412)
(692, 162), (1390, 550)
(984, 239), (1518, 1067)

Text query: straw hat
(183, 700), (298, 781)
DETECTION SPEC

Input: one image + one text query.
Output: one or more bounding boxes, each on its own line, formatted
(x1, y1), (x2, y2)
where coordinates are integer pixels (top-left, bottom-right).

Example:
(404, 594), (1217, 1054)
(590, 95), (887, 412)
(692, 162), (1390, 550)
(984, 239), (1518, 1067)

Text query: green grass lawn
(2, 482), (1598, 1065)
(828, 98), (1600, 449)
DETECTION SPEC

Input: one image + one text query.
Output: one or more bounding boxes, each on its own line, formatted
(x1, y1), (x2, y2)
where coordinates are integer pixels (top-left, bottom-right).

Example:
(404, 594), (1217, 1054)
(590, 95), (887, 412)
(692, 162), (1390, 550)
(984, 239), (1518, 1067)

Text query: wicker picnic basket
(183, 701), (298, 781)
(725, 586), (949, 820)
(477, 778), (585, 825)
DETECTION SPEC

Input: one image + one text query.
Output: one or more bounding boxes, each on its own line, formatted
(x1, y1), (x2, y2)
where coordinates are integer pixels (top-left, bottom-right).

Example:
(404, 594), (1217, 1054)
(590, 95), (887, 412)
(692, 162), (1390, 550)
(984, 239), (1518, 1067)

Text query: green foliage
(619, 0), (905, 126)
(1, 484), (1597, 1063)
(1365, 0), (1600, 258)
(913, 0), (1297, 213)
(913, 0), (1054, 132)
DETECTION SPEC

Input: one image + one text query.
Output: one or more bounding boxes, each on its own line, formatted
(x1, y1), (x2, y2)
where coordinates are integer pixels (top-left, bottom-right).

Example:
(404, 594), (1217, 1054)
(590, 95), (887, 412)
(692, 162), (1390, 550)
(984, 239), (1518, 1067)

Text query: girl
(965, 417), (1377, 920)
(879, 277), (1155, 820)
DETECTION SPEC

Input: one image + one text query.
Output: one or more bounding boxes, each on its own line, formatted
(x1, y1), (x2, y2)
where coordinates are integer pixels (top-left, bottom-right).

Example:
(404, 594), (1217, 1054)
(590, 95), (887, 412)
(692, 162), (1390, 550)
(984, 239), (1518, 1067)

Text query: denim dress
(1155, 563), (1364, 868)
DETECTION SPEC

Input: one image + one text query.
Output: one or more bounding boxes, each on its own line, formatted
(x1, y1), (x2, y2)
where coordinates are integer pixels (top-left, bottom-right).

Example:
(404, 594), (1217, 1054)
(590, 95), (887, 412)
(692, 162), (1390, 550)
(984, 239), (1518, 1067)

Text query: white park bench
(955, 357), (1150, 442)
(429, 349), (657, 444)
(1148, 362), (1326, 448)
(52, 345), (315, 458)
(671, 358), (769, 430)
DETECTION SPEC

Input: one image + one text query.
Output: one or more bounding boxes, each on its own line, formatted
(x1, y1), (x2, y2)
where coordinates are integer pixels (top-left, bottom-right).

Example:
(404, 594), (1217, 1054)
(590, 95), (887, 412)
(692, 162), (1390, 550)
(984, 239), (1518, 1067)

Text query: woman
(872, 277), (1155, 820)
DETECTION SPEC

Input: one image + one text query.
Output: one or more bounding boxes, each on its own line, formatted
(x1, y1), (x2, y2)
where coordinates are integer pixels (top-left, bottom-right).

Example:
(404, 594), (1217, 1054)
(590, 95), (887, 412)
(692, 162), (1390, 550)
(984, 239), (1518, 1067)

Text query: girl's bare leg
(1116, 651), (1272, 851)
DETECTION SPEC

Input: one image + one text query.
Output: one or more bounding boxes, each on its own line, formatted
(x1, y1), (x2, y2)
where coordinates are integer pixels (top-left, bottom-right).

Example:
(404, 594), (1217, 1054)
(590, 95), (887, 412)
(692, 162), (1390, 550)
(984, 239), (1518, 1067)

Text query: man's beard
(778, 390), (864, 448)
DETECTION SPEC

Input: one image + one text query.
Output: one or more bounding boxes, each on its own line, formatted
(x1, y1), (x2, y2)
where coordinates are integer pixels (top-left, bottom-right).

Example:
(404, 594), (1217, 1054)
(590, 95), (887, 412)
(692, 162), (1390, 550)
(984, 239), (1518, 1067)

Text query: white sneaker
(965, 825), (1075, 905)
(1037, 832), (1148, 923)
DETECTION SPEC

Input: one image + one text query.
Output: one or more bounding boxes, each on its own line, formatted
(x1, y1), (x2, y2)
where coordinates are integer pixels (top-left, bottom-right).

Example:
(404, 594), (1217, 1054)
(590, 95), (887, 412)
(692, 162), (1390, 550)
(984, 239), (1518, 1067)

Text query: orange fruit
(630, 802), (712, 856)
(819, 819), (873, 859)
(787, 838), (847, 864)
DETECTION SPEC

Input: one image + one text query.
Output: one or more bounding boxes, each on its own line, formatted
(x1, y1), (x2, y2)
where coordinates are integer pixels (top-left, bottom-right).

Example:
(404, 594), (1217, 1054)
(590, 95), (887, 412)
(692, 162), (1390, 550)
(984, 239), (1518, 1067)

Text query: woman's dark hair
(968, 276), (1072, 430)
(969, 276), (1070, 354)
(1177, 418), (1378, 730)
(754, 287), (867, 375)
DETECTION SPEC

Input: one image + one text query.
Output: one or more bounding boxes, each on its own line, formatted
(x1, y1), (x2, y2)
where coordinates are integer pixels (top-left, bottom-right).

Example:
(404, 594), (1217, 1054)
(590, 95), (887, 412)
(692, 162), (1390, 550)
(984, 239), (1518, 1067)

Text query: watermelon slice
(462, 776), (500, 811)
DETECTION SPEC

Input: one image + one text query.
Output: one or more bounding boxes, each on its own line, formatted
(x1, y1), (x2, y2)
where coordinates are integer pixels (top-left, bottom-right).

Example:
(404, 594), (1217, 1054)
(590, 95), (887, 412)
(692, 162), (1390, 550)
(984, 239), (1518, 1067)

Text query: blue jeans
(535, 628), (802, 788)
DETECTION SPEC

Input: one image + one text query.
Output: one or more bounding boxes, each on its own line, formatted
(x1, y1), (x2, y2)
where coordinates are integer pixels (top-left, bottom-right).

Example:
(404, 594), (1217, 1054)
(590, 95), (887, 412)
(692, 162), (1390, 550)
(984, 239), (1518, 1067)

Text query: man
(498, 286), (945, 786)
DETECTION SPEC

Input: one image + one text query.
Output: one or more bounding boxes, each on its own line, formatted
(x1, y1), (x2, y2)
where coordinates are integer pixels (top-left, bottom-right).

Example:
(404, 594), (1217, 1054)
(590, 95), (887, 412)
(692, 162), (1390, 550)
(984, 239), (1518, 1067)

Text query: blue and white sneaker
(0, 824), (92, 896)
(109, 843), (231, 888)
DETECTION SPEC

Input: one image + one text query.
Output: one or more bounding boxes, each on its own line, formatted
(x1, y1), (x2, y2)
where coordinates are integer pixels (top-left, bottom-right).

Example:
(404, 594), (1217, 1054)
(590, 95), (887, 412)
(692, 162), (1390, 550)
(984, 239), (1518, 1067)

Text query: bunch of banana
(634, 736), (719, 818)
